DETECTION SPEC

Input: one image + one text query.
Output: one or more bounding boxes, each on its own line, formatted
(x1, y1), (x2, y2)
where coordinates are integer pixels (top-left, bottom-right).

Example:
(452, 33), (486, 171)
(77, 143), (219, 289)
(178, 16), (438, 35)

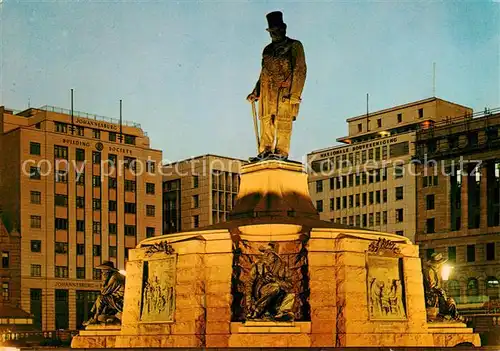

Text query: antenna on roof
(70, 89), (75, 135)
(28, 97), (31, 108)
(432, 62), (436, 97)
(119, 99), (123, 143)
(366, 93), (370, 132)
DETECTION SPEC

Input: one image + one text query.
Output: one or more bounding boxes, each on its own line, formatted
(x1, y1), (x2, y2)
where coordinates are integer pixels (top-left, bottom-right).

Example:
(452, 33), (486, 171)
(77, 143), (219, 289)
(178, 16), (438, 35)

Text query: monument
(72, 11), (480, 348)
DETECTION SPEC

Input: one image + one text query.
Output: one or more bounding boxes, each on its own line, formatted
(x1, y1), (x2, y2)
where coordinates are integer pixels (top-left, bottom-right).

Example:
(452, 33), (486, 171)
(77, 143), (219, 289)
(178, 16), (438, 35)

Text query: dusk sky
(1, 1), (499, 163)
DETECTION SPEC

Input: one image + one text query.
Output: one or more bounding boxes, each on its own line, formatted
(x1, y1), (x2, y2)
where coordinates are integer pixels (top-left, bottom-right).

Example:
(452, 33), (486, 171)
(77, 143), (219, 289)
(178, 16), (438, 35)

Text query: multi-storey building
(0, 105), (162, 331)
(414, 107), (500, 308)
(163, 154), (246, 233)
(308, 97), (472, 242)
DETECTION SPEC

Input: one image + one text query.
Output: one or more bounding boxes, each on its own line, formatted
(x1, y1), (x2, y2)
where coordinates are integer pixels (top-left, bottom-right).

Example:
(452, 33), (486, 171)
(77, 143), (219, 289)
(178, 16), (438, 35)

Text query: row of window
(30, 263), (125, 280)
(316, 188), (405, 212)
(53, 122), (137, 145)
(330, 210), (405, 229)
(355, 109), (423, 134)
(425, 243), (496, 263)
(315, 168), (404, 193)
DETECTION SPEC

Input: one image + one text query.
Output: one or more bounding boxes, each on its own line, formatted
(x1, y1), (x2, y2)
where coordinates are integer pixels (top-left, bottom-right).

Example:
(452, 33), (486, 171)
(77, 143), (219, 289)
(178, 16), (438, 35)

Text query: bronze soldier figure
(247, 11), (307, 160)
(245, 243), (295, 321)
(83, 261), (125, 325)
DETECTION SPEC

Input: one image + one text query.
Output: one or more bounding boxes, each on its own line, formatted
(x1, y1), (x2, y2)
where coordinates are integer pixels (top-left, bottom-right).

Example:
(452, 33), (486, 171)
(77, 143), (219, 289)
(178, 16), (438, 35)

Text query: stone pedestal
(72, 160), (480, 348)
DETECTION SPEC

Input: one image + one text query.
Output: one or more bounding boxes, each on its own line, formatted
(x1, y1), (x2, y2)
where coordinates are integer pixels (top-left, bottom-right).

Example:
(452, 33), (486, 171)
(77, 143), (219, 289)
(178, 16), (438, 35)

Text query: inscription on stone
(367, 255), (406, 320)
(140, 256), (176, 322)
(368, 238), (401, 255)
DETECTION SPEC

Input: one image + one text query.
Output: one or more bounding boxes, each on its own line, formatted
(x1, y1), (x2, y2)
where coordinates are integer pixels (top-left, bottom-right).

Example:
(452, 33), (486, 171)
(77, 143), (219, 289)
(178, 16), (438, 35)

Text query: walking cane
(251, 101), (260, 152)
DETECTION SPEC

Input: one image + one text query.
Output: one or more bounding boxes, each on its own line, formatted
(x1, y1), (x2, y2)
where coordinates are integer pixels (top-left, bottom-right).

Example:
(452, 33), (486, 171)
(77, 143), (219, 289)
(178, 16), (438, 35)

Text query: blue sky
(1, 1), (499, 162)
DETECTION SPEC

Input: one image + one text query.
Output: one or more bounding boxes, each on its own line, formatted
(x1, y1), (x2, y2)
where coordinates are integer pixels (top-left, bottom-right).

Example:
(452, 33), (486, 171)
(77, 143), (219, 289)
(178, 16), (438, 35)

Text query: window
(124, 135), (136, 145)
(362, 214), (367, 227)
(426, 218), (435, 234)
(31, 240), (41, 252)
(382, 189), (387, 203)
(77, 244), (85, 255)
(467, 278), (479, 297)
(93, 222), (101, 234)
(75, 148), (85, 162)
(147, 161), (156, 173)
(146, 183), (155, 194)
(369, 192), (374, 205)
(426, 248), (435, 260)
(31, 264), (41, 277)
(418, 108), (424, 118)
(395, 186), (403, 201)
(55, 242), (68, 254)
(31, 191), (41, 204)
(193, 215), (200, 229)
(93, 245), (101, 257)
(342, 196), (347, 208)
(76, 171), (85, 185)
(1, 252), (9, 268)
(383, 211), (387, 224)
(76, 196), (85, 209)
(55, 122), (67, 133)
(76, 126), (84, 136)
(125, 248), (130, 260)
(487, 243), (495, 261)
(109, 177), (117, 189)
(316, 200), (323, 212)
(30, 166), (41, 180)
(377, 119), (382, 128)
(426, 194), (435, 210)
(31, 215), (41, 228)
(146, 227), (155, 238)
(397, 113), (402, 123)
(316, 180), (323, 193)
(395, 230), (404, 236)
(92, 151), (101, 164)
(146, 205), (155, 217)
(92, 129), (100, 139)
(193, 175), (199, 188)
(394, 166), (404, 179)
(369, 213), (374, 226)
(30, 142), (41, 155)
(76, 220), (85, 232)
(109, 200), (117, 212)
(92, 199), (101, 210)
(55, 194), (68, 207)
(448, 246), (456, 262)
(35, 122), (41, 129)
(125, 225), (136, 236)
(55, 170), (68, 183)
(358, 123), (362, 132)
(390, 142), (409, 157)
(124, 156), (136, 170)
(2, 282), (9, 301)
(355, 194), (360, 207)
(469, 132), (478, 147)
(349, 195), (354, 207)
(125, 202), (136, 214)
(108, 154), (117, 167)
(109, 246), (117, 258)
(395, 208), (404, 222)
(55, 218), (68, 230)
(76, 268), (85, 279)
(125, 180), (136, 192)
(93, 269), (101, 280)
(109, 223), (117, 234)
(467, 245), (476, 262)
(92, 176), (101, 187)
(54, 145), (68, 159)
(376, 212), (381, 226)
(109, 132), (117, 141)
(55, 266), (68, 278)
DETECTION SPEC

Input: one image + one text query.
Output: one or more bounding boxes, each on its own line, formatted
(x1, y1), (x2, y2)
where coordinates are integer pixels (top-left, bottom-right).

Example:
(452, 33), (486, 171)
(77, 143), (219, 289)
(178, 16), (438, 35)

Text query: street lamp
(441, 264), (453, 281)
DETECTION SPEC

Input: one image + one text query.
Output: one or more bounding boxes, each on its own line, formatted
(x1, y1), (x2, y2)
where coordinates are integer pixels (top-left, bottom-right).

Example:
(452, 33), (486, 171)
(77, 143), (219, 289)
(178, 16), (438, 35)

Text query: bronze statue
(83, 261), (125, 325)
(422, 253), (460, 321)
(247, 11), (307, 160)
(245, 243), (295, 321)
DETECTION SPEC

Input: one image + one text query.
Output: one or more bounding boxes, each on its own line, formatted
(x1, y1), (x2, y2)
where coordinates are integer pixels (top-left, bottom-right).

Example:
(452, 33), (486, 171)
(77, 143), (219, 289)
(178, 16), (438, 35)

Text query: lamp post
(441, 264), (453, 281)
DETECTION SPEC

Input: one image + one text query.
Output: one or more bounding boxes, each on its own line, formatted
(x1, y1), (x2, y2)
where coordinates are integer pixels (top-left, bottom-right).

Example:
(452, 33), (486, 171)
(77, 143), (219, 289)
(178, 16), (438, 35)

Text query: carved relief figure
(247, 11), (307, 160)
(83, 261), (125, 326)
(245, 243), (295, 321)
(422, 253), (460, 320)
(141, 257), (176, 322)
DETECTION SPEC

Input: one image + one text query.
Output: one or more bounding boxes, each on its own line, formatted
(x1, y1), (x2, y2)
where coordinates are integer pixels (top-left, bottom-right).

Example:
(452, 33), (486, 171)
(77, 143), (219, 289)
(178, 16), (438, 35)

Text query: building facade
(163, 155), (246, 233)
(0, 105), (163, 331)
(415, 108), (500, 309)
(308, 97), (472, 242)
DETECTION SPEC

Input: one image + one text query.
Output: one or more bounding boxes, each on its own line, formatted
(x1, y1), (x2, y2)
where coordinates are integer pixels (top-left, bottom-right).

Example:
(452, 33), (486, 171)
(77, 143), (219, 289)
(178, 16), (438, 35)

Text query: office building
(0, 105), (163, 331)
(163, 154), (246, 233)
(308, 97), (472, 242)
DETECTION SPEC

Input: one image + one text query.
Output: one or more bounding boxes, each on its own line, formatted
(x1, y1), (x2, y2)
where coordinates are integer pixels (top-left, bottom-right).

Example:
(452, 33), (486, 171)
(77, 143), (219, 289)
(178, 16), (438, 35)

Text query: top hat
(429, 253), (447, 264)
(96, 261), (118, 271)
(266, 11), (286, 30)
